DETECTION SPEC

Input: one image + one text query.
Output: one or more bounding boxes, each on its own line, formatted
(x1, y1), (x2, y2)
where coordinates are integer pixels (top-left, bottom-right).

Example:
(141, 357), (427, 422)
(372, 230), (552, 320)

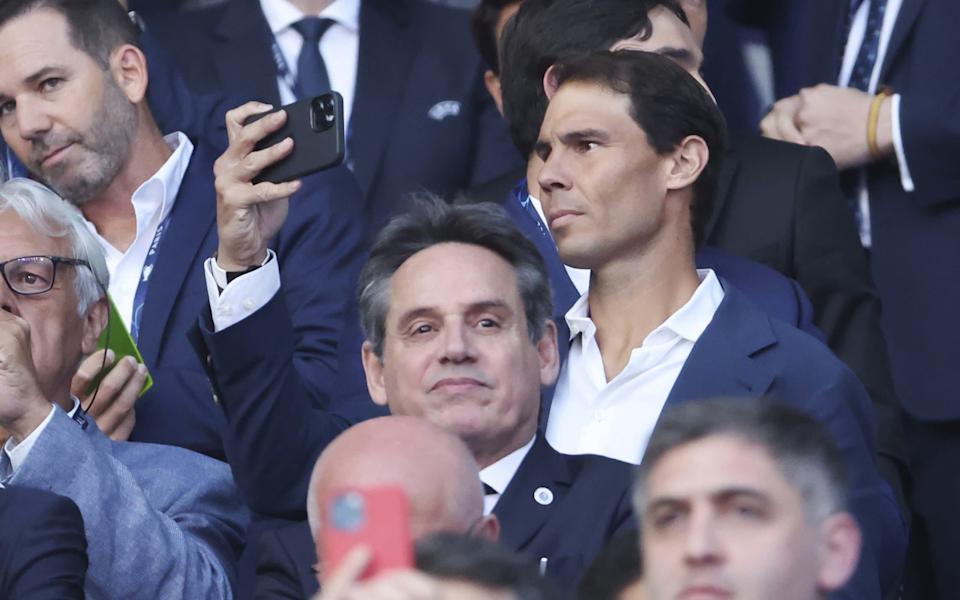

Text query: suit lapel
(664, 282), (778, 408)
(137, 145), (218, 367)
(350, 0), (417, 200)
(879, 0), (926, 82)
(704, 146), (739, 243)
(494, 436), (573, 552)
(212, 0), (282, 106)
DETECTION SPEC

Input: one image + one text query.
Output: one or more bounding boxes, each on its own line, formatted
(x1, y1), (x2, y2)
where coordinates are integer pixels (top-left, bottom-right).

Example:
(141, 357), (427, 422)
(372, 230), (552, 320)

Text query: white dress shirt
(260, 0), (360, 127)
(90, 132), (193, 330)
(838, 0), (912, 247)
(546, 270), (724, 465)
(479, 436), (535, 515)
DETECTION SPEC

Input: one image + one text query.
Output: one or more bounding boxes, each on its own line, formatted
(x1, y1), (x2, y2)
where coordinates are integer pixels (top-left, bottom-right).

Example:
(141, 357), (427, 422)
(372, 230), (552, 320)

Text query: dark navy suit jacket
(637, 282), (905, 599)
(146, 0), (522, 234)
(729, 0), (960, 421)
(130, 142), (370, 460)
(252, 435), (634, 597)
(0, 487), (87, 599)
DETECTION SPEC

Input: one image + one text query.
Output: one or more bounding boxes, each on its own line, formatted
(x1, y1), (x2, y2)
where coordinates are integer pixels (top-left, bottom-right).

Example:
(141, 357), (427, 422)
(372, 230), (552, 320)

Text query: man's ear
(543, 64), (561, 100)
(109, 44), (150, 104)
(665, 134), (709, 193)
(80, 296), (109, 355)
(816, 512), (862, 592)
(361, 341), (389, 407)
(537, 320), (560, 388)
(473, 514), (501, 542)
(483, 70), (505, 116)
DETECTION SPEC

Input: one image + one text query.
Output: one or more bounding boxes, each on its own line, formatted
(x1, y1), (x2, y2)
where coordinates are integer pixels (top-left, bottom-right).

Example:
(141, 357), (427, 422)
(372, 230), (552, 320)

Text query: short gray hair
(0, 179), (109, 314)
(634, 398), (849, 524)
(357, 195), (554, 358)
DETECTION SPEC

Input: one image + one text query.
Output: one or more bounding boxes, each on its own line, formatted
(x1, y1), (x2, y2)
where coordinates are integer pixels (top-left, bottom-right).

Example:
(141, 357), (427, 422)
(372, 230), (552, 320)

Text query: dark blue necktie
(291, 17), (335, 98)
(840, 0), (887, 241)
(847, 0), (888, 91)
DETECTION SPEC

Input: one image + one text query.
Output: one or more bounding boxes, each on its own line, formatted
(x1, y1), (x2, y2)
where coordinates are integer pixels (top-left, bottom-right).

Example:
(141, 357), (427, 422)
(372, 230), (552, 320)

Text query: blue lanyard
(270, 37), (306, 99)
(270, 35), (354, 167)
(512, 178), (553, 242)
(130, 212), (172, 343)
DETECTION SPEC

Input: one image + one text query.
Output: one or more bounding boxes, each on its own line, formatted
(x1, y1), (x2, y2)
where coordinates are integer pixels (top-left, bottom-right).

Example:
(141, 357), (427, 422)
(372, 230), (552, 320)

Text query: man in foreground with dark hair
(636, 398), (864, 600)
(534, 50), (901, 597)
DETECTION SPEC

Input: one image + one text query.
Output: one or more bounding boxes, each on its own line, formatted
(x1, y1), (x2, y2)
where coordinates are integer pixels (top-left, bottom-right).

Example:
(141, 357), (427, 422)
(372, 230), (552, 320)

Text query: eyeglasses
(0, 255), (91, 296)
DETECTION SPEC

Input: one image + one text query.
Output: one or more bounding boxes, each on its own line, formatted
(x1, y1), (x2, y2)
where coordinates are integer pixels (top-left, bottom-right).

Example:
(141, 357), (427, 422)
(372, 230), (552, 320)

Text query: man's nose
(0, 273), (20, 316)
(683, 510), (724, 567)
(13, 97), (54, 141)
(537, 151), (571, 194)
(439, 323), (475, 363)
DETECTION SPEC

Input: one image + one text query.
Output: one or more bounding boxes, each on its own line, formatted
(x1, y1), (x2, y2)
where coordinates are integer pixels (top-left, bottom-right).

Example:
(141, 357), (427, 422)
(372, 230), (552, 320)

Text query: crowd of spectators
(0, 0), (955, 598)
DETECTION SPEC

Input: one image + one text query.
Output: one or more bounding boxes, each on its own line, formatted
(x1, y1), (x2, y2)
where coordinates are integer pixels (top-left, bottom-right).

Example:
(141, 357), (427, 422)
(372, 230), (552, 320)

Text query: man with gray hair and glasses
(635, 398), (864, 600)
(0, 178), (248, 599)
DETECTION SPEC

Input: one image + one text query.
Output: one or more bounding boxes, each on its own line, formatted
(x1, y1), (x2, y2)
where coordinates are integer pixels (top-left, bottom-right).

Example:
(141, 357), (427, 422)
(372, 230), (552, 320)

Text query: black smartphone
(245, 92), (345, 184)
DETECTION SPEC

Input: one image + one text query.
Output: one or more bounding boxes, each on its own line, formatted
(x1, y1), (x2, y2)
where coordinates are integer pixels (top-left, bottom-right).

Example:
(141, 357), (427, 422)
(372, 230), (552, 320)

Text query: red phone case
(321, 486), (414, 581)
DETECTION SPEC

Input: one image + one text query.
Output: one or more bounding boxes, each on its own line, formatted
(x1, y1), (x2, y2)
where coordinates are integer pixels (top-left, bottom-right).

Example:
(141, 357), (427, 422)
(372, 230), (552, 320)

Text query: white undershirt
(89, 132), (193, 330)
(545, 270), (724, 465)
(259, 0), (360, 128)
(838, 0), (913, 247)
(478, 436), (535, 515)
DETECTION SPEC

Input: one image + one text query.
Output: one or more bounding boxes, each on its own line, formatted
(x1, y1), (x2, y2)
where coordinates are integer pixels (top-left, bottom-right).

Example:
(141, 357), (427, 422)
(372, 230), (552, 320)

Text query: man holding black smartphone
(0, 0), (375, 461)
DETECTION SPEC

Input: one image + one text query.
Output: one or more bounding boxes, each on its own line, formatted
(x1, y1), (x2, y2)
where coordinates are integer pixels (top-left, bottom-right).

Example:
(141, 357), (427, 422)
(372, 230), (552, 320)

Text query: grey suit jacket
(4, 407), (248, 599)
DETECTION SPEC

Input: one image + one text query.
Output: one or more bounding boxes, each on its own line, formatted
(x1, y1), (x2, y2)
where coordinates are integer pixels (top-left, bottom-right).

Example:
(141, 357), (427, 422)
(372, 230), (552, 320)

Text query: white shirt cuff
(203, 249), (281, 332)
(3, 404), (56, 474)
(890, 94), (916, 193)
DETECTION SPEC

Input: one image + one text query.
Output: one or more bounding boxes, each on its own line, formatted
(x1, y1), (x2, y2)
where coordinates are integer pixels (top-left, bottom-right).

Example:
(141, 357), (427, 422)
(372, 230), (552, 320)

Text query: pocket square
(428, 100), (462, 121)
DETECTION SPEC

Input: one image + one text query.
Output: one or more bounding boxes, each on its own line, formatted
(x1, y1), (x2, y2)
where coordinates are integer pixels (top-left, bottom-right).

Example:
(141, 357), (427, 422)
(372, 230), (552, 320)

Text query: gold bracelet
(868, 87), (893, 160)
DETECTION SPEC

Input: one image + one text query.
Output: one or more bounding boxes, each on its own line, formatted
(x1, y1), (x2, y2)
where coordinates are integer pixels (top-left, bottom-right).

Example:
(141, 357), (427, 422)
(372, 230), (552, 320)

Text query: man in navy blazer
(0, 178), (248, 598)
(145, 0), (522, 233)
(211, 198), (634, 594)
(760, 2), (960, 595)
(532, 50), (903, 598)
(0, 487), (88, 599)
(0, 0), (371, 460)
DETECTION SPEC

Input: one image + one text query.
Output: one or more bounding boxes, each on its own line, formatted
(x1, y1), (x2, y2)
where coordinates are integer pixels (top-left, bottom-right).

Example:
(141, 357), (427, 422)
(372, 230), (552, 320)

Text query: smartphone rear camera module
(330, 491), (366, 531)
(311, 95), (337, 132)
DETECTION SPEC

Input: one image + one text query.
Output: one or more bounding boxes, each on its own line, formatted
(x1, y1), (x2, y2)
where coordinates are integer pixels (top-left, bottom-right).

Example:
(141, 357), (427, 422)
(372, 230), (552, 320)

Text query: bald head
(306, 417), (488, 547)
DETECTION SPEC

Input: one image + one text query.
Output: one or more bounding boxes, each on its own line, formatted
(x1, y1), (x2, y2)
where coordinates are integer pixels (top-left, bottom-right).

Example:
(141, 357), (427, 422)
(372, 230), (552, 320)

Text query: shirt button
(242, 298), (255, 311)
(217, 305), (233, 317)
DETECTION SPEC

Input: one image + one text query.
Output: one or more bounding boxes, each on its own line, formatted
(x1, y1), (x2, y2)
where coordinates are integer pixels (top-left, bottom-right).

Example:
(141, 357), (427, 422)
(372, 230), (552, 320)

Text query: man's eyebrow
(559, 128), (611, 145)
(23, 66), (63, 86)
(712, 487), (771, 505)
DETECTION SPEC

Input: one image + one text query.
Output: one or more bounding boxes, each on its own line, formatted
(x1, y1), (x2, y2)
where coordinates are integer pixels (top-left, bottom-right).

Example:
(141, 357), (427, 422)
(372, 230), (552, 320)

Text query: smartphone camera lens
(311, 95), (336, 132)
(330, 491), (366, 531)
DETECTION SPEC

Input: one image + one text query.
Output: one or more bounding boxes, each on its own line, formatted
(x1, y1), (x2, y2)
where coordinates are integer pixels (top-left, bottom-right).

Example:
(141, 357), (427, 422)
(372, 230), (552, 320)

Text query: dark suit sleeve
(254, 530), (309, 600)
(805, 367), (906, 599)
(898, 91), (960, 206)
(195, 167), (382, 518)
(791, 146), (908, 491)
(4, 490), (87, 600)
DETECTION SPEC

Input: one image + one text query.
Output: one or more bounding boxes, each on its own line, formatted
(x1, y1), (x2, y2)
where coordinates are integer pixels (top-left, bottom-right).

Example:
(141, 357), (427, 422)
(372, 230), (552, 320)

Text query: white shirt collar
(566, 269), (724, 345)
(260, 0), (361, 35)
(129, 132), (193, 234)
(479, 436), (536, 496)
